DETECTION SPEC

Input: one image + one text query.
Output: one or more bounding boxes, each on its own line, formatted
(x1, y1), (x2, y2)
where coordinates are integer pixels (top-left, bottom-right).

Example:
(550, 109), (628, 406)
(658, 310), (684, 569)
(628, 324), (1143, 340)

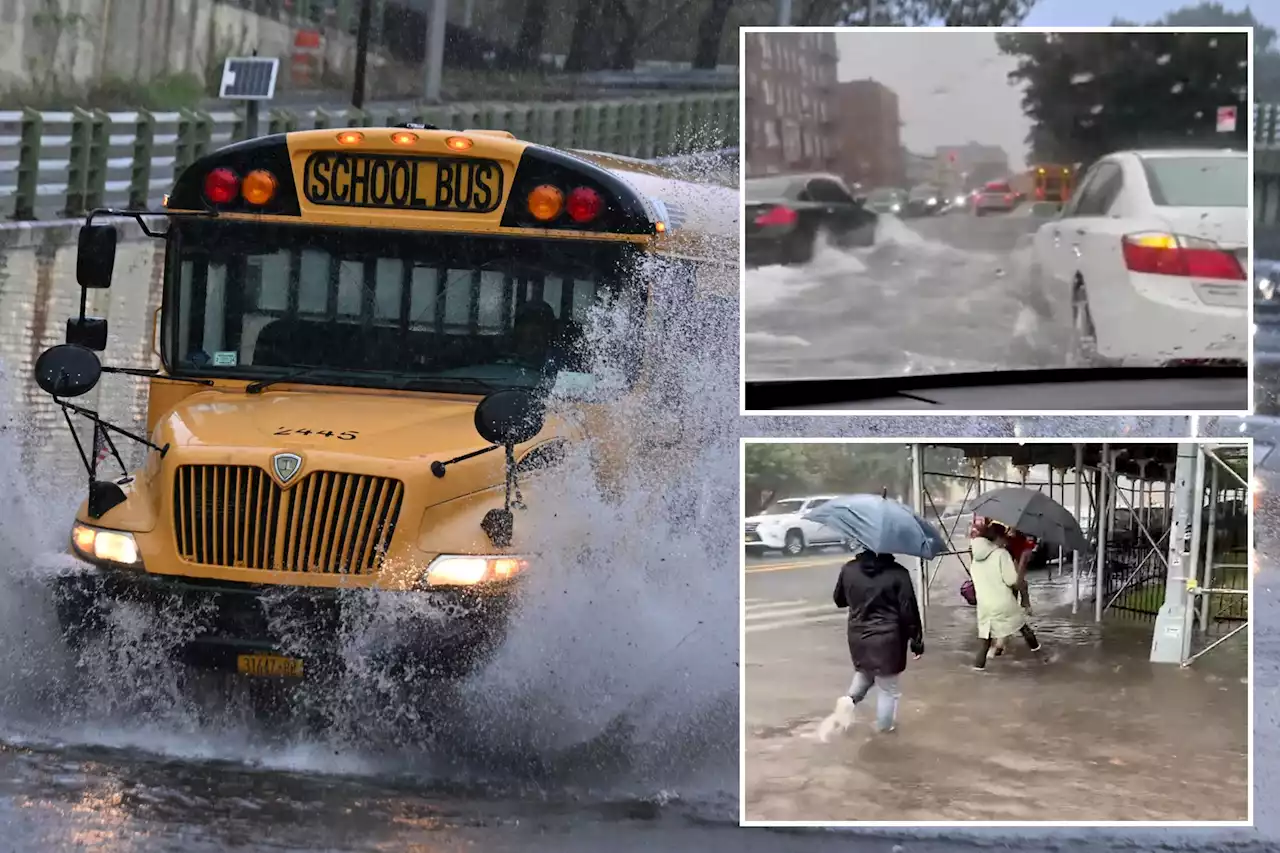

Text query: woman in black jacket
(817, 549), (925, 740)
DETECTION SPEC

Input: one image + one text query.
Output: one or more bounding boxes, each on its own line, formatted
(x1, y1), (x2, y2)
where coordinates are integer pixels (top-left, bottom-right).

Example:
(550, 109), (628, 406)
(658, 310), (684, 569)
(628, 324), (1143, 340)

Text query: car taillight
(203, 168), (239, 204)
(1121, 232), (1245, 280)
(754, 206), (798, 227)
(1004, 193), (1015, 203)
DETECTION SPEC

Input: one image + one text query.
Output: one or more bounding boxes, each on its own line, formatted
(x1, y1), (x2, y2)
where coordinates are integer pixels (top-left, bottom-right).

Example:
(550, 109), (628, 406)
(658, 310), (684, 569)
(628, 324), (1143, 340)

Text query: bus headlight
(424, 555), (528, 587)
(71, 523), (142, 567)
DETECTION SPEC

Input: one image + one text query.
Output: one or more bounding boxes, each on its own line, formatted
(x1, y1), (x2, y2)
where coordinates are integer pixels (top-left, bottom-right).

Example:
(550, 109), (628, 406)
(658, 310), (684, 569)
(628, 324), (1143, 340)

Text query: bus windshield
(166, 221), (647, 395)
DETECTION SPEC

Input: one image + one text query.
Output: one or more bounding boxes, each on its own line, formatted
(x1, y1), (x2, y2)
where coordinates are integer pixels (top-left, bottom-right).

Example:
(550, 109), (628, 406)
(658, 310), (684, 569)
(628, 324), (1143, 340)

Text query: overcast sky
(836, 32), (1030, 170)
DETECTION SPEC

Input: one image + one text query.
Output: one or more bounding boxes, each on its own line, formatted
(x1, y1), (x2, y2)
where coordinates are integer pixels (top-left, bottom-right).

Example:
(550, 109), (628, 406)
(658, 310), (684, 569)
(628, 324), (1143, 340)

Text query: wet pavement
(743, 210), (1070, 381)
(743, 549), (1250, 823)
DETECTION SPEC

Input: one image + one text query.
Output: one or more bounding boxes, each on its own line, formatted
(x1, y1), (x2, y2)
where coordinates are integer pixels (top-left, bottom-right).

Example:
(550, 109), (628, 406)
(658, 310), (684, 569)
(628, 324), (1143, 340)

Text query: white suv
(744, 495), (854, 557)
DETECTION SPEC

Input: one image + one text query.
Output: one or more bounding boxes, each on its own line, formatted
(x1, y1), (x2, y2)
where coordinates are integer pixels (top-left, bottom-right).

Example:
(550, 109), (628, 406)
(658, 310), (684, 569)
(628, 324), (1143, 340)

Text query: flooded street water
(743, 213), (1070, 381)
(744, 548), (1249, 822)
(0, 351), (1265, 851)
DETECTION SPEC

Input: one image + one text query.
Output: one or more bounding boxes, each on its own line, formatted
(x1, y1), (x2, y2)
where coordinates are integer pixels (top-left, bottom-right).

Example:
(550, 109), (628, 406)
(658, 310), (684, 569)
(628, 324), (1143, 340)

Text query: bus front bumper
(51, 564), (516, 681)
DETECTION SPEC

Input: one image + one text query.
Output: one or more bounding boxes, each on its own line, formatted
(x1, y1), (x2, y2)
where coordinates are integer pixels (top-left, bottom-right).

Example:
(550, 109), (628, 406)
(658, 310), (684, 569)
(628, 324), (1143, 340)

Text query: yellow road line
(745, 558), (846, 574)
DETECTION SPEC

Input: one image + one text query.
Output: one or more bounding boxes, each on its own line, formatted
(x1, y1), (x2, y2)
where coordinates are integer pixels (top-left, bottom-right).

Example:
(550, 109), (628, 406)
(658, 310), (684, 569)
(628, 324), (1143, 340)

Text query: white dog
(815, 695), (858, 743)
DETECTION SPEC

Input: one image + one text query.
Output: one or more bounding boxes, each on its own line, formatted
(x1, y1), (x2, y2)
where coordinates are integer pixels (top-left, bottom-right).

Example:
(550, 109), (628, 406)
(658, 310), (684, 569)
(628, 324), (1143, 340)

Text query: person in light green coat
(969, 522), (1047, 670)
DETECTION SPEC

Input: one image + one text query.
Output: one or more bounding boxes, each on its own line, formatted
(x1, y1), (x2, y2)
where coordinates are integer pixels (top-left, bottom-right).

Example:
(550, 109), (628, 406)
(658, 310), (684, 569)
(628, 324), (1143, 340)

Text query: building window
(783, 119), (801, 163)
(765, 120), (781, 149)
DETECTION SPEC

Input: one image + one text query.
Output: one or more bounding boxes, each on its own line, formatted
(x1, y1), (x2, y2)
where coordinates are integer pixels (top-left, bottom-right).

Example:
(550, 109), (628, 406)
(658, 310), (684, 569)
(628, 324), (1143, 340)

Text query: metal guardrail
(0, 93), (738, 221)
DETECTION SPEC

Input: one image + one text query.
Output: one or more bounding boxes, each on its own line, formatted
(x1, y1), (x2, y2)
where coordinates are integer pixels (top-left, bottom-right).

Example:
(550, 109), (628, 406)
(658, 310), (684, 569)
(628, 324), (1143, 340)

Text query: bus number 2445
(273, 428), (359, 440)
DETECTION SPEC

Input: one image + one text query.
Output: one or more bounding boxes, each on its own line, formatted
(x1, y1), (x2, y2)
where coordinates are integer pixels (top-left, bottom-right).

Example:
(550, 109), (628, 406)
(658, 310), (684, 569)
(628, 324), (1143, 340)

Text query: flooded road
(742, 211), (1069, 382)
(743, 549), (1249, 823)
(0, 372), (1260, 850)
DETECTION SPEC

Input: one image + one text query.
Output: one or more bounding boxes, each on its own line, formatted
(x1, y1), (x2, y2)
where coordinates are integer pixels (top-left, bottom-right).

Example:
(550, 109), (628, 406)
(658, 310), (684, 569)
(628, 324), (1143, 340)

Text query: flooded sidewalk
(743, 555), (1250, 823)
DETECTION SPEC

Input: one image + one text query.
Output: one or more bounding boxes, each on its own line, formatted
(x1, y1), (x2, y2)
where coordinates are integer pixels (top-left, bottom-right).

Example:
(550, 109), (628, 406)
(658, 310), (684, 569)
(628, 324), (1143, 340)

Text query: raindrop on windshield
(1156, 53), (1172, 65)
(1090, 104), (1104, 115)
(1070, 72), (1095, 85)
(1170, 81), (1185, 94)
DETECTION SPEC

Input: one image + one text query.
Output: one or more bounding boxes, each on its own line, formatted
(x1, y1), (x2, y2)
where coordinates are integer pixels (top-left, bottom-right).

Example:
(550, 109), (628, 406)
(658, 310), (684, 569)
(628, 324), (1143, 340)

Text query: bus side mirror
(77, 225), (117, 289)
(474, 389), (546, 548)
(33, 344), (103, 398)
(474, 389), (546, 446)
(66, 316), (109, 352)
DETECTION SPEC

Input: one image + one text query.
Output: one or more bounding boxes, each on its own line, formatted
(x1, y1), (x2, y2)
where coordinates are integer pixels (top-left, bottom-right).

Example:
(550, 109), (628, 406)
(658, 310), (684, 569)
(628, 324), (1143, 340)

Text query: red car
(973, 180), (1020, 216)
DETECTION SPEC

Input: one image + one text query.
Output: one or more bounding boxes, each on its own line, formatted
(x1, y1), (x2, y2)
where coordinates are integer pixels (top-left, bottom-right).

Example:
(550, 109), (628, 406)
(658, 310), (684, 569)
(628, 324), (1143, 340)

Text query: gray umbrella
(804, 494), (948, 559)
(969, 487), (1090, 552)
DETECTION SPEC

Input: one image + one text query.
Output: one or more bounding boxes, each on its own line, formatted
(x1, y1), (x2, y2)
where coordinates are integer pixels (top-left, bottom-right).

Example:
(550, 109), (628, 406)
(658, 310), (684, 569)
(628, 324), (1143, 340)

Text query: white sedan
(1030, 148), (1248, 366)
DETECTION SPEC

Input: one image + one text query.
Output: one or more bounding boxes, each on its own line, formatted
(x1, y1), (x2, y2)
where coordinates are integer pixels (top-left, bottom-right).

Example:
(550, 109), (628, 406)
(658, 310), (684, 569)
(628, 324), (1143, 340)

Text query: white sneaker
(816, 696), (857, 742)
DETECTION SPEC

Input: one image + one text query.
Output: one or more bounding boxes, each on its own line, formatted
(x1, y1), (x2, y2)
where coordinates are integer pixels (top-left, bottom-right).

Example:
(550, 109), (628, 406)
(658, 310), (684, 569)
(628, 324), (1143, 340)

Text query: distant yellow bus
(1029, 162), (1076, 203)
(36, 124), (737, 684)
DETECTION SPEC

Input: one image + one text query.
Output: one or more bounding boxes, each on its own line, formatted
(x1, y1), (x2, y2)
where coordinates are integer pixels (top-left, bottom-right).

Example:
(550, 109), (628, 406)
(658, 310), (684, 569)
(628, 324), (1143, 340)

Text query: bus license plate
(301, 152), (504, 214)
(236, 653), (304, 678)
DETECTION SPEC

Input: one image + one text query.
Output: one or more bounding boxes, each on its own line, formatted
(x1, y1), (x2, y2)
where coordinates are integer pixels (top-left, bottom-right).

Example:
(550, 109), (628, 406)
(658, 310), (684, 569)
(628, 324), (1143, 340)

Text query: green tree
(743, 443), (1007, 514)
(997, 30), (1248, 165)
(1115, 2), (1280, 102)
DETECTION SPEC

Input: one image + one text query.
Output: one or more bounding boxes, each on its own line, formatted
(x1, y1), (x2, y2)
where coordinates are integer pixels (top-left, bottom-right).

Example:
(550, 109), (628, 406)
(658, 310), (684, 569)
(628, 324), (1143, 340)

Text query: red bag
(960, 578), (977, 606)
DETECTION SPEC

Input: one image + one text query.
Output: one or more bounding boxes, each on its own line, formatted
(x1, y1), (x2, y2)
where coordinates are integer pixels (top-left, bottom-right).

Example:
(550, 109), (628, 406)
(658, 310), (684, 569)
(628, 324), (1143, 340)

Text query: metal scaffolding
(907, 441), (1250, 667)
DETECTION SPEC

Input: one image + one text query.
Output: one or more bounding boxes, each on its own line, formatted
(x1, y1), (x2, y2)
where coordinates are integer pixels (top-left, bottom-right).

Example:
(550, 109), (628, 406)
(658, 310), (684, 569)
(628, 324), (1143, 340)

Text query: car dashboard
(743, 365), (1248, 412)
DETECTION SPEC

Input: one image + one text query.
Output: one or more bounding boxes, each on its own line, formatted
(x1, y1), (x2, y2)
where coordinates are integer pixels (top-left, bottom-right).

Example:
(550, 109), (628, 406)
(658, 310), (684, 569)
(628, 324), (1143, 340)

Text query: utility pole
(424, 0), (449, 104)
(776, 0), (791, 26)
(351, 0), (372, 109)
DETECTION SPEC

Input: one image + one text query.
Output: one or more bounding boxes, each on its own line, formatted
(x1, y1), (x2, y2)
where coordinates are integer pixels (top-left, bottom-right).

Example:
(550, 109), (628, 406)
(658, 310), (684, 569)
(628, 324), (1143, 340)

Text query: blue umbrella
(804, 494), (948, 559)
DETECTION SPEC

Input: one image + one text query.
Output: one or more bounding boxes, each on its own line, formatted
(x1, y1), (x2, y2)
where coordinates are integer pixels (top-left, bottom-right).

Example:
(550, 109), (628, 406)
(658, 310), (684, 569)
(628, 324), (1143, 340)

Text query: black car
(904, 184), (943, 217)
(745, 173), (878, 267)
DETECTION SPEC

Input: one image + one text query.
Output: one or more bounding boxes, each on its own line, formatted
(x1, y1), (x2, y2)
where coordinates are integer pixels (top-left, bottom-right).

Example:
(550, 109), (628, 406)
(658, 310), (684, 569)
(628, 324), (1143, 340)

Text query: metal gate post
(1152, 443), (1198, 663)
(910, 443), (927, 630)
(1180, 446), (1208, 663)
(1072, 444), (1083, 615)
(1200, 462), (1220, 633)
(1096, 445), (1112, 622)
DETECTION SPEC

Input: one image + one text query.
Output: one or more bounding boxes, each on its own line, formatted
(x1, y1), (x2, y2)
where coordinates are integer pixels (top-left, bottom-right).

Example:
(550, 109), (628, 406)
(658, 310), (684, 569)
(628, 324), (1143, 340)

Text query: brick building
(743, 31), (840, 177)
(833, 79), (903, 189)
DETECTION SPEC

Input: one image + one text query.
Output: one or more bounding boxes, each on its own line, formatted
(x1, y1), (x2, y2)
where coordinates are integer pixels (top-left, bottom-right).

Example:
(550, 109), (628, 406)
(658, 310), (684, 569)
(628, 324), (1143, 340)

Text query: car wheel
(1069, 284), (1101, 367)
(784, 229), (815, 265)
(783, 530), (805, 556)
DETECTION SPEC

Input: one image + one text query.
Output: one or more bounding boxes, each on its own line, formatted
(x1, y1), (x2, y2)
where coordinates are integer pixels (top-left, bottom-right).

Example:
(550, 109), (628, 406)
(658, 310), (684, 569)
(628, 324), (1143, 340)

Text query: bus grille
(172, 465), (404, 574)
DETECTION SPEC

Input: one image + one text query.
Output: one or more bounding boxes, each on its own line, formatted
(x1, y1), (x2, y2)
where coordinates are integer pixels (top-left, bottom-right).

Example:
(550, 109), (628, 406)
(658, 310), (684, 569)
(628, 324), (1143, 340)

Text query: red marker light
(203, 168), (239, 204)
(754, 205), (798, 227)
(565, 186), (603, 223)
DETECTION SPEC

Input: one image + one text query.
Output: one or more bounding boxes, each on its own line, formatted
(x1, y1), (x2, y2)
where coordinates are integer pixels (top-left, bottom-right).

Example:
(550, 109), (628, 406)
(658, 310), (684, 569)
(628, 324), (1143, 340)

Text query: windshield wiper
(396, 374), (506, 393)
(102, 366), (213, 386)
(245, 367), (331, 394)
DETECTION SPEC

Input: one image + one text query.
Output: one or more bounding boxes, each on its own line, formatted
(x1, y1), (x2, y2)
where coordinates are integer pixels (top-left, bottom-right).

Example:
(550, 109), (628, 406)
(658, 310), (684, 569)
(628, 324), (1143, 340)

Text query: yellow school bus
(35, 124), (737, 683)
